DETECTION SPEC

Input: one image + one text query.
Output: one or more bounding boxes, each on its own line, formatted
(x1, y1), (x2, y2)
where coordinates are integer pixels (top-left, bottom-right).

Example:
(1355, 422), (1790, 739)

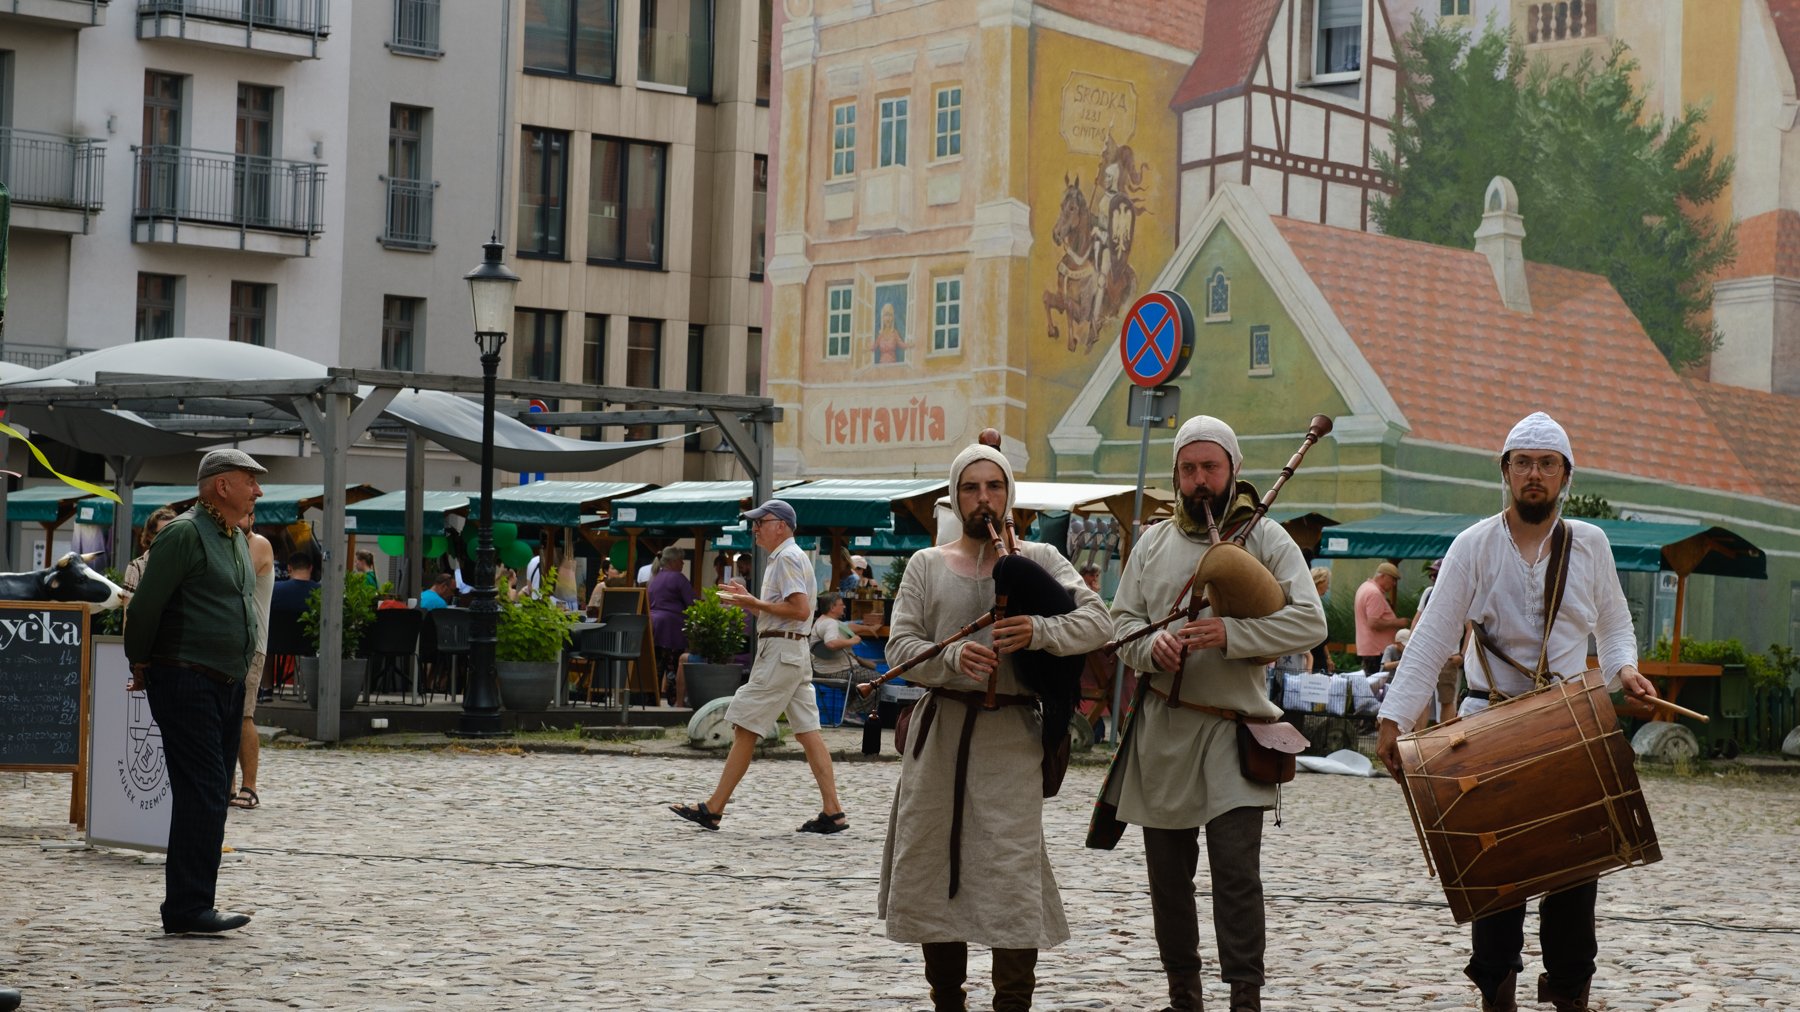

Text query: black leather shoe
(163, 909), (251, 935)
(0, 985), (21, 1011)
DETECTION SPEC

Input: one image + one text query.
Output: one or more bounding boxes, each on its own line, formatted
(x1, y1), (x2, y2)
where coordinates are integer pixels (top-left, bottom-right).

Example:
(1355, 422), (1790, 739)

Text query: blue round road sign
(1119, 290), (1195, 388)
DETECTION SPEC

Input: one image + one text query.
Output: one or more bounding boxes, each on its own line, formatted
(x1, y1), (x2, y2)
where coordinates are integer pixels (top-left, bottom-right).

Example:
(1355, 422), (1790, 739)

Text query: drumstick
(1639, 695), (1710, 723)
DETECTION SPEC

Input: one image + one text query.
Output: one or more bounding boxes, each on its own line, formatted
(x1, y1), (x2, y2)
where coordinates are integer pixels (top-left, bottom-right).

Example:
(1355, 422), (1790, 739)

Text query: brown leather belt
(150, 658), (240, 686)
(1148, 685), (1281, 724)
(757, 630), (807, 640)
(932, 687), (1035, 709)
(905, 685), (1041, 900)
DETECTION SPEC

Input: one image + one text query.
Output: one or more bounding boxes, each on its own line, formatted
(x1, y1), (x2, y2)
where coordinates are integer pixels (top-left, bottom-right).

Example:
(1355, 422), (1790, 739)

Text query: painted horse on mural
(1043, 132), (1147, 352)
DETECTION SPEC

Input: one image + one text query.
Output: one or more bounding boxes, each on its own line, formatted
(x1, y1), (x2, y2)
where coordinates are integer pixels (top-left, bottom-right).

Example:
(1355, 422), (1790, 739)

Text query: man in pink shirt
(1353, 562), (1408, 674)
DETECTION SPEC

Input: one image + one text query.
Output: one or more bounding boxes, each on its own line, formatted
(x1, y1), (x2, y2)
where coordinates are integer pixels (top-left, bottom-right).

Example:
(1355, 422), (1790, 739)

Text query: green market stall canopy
(465, 481), (654, 528)
(1315, 513), (1765, 579)
(344, 490), (470, 537)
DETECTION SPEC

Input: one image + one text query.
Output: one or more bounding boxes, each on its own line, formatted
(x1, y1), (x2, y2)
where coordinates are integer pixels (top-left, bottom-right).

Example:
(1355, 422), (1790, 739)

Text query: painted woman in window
(873, 295), (911, 365)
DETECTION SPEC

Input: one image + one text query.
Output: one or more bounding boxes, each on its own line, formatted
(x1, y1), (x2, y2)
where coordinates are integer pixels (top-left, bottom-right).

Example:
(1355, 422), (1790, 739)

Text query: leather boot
(990, 947), (1037, 1011)
(1477, 970), (1517, 1012)
(1161, 970), (1205, 1010)
(1227, 981), (1260, 1012)
(922, 942), (968, 1012)
(1537, 972), (1590, 1012)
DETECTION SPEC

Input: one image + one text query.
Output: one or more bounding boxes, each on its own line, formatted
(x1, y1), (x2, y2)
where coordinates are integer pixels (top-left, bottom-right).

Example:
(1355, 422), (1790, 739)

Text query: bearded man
(1090, 416), (1327, 1011)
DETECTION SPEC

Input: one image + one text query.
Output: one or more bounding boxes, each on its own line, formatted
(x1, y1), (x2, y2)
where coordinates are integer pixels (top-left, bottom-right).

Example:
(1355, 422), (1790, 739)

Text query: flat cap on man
(1375, 562), (1402, 581)
(740, 498), (797, 528)
(196, 448), (268, 481)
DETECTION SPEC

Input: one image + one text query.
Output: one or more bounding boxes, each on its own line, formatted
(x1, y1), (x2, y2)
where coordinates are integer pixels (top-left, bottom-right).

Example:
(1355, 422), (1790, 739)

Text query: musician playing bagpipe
(1087, 415), (1327, 1012)
(877, 438), (1110, 1012)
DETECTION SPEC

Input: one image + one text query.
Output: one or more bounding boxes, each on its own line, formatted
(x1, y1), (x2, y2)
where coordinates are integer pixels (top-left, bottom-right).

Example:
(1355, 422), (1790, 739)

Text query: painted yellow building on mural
(767, 0), (1202, 478)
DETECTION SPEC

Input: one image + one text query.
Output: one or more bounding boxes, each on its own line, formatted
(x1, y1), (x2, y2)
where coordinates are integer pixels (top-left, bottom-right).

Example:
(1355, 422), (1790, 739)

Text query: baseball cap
(1375, 562), (1401, 580)
(1426, 558), (1444, 574)
(740, 499), (797, 528)
(197, 448), (268, 481)
(850, 554), (869, 569)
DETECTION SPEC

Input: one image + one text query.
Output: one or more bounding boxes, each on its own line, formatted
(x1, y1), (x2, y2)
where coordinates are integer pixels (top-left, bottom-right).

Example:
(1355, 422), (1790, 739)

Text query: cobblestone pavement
(3, 741), (1798, 1011)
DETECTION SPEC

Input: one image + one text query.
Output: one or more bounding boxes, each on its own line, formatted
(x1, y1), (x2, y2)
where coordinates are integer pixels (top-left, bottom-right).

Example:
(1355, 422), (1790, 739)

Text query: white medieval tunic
(877, 540), (1110, 948)
(1103, 513), (1327, 830)
(1379, 514), (1638, 733)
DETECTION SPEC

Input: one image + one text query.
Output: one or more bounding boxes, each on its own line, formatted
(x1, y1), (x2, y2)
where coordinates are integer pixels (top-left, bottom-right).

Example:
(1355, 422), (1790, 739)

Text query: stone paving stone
(3, 750), (1798, 1009)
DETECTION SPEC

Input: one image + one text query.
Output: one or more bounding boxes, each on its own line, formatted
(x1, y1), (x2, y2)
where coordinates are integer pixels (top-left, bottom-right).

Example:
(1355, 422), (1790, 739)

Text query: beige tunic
(1104, 518), (1326, 830)
(877, 541), (1111, 949)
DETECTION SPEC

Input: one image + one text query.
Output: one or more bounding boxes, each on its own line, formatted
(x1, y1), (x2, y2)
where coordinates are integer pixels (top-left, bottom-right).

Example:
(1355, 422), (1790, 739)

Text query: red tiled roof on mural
(1170, 0), (1281, 110)
(1685, 379), (1800, 504)
(1768, 0), (1800, 88)
(1036, 0), (1210, 53)
(1722, 208), (1800, 280)
(1270, 217), (1765, 496)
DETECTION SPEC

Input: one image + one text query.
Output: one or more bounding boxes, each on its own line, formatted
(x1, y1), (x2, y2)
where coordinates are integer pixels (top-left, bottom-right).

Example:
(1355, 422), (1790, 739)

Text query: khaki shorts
(1434, 660), (1461, 714)
(243, 651), (266, 720)
(724, 639), (820, 738)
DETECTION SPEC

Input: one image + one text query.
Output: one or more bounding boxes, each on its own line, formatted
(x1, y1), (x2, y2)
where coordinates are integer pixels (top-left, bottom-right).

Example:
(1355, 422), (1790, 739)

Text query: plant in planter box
(296, 576), (383, 709)
(880, 554), (908, 600)
(494, 567), (579, 711)
(682, 587), (746, 708)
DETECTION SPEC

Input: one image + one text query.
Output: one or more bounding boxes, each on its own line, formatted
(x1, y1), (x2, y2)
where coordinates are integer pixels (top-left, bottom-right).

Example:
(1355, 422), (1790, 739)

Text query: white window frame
(878, 94), (909, 168)
(931, 275), (962, 354)
(1248, 324), (1272, 376)
(932, 85), (962, 162)
(826, 284), (853, 359)
(830, 101), (857, 179)
(1310, 0), (1364, 85)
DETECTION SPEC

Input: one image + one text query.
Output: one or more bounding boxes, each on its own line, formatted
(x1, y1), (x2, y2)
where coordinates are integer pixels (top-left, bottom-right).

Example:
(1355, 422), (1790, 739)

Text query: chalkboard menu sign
(0, 602), (91, 772)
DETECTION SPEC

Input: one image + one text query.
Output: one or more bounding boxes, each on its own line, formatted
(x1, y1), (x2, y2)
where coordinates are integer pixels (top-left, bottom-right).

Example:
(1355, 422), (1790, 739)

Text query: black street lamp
(451, 236), (520, 739)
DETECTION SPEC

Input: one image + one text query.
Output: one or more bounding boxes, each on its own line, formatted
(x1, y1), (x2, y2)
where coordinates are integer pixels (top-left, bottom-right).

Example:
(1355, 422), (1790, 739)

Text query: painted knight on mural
(1045, 129), (1148, 352)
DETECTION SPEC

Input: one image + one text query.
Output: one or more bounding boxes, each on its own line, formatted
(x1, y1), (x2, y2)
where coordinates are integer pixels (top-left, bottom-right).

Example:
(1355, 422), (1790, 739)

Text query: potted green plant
(495, 566), (579, 711)
(682, 587), (746, 708)
(296, 576), (382, 710)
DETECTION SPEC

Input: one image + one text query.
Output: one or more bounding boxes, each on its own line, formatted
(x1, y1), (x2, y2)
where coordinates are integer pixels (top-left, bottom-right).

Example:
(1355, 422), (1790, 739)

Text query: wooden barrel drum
(1396, 668), (1661, 924)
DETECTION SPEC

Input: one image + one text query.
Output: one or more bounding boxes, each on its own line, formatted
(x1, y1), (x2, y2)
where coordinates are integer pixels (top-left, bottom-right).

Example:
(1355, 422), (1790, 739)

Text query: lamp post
(452, 236), (520, 738)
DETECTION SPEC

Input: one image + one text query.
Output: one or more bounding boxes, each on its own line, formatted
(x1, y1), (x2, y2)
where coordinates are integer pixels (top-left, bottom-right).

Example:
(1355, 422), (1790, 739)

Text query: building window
(136, 273), (178, 341)
(391, 0), (442, 55)
(830, 101), (856, 178)
(513, 310), (564, 413)
(933, 86), (961, 160)
(580, 313), (607, 439)
(235, 83), (277, 227)
(518, 128), (569, 258)
(750, 154), (767, 279)
(1439, 0), (1470, 13)
(755, 0), (772, 105)
(931, 276), (961, 353)
(624, 318), (662, 439)
(878, 94), (908, 168)
(230, 282), (271, 346)
(825, 284), (852, 359)
(1206, 268), (1230, 321)
(382, 296), (422, 370)
(141, 72), (184, 214)
(524, 0), (616, 81)
(1249, 325), (1272, 375)
(1313, 0), (1363, 80)
(684, 324), (705, 448)
(638, 0), (713, 99)
(746, 326), (763, 396)
(383, 104), (434, 249)
(588, 136), (667, 267)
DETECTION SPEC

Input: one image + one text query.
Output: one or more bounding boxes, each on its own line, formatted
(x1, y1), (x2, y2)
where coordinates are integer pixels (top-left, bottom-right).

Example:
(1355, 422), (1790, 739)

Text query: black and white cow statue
(0, 552), (127, 612)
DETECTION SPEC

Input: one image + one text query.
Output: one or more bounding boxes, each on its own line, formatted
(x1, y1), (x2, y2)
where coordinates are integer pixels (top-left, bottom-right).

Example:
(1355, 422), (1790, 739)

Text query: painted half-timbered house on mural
(1171, 0), (1401, 236)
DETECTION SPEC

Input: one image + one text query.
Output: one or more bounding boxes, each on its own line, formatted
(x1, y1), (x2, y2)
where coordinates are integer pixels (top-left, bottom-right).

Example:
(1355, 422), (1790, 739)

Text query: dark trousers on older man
(144, 665), (244, 929)
(1144, 806), (1266, 1010)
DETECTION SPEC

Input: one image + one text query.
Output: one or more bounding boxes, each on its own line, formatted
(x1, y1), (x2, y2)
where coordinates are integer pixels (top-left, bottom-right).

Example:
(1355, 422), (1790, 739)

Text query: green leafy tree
(1373, 16), (1735, 369)
(1563, 493), (1620, 519)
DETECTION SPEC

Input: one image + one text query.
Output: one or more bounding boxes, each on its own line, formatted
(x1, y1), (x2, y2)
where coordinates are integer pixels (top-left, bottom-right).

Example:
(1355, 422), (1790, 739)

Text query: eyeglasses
(1507, 456), (1565, 476)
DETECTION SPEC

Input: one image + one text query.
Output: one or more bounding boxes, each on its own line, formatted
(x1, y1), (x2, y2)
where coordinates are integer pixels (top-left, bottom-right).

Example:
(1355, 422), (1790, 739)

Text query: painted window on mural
(1249, 325), (1271, 375)
(831, 102), (856, 178)
(932, 276), (962, 353)
(826, 284), (852, 359)
(872, 282), (910, 363)
(1440, 0), (1470, 14)
(934, 86), (961, 160)
(1206, 268), (1230, 321)
(878, 95), (908, 168)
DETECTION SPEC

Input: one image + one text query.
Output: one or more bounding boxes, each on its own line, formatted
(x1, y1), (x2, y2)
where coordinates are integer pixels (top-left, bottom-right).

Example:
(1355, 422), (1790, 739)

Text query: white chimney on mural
(1473, 176), (1532, 314)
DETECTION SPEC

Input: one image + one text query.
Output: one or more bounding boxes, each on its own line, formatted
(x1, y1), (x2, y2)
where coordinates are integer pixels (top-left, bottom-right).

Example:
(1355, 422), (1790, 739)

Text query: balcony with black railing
(0, 343), (90, 369)
(132, 145), (325, 256)
(137, 0), (329, 59)
(0, 126), (105, 234)
(388, 0), (440, 56)
(380, 176), (436, 250)
(0, 0), (108, 28)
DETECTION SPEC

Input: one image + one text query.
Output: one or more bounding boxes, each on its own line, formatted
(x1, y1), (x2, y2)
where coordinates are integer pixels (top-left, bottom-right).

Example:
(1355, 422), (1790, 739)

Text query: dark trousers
(1143, 806), (1266, 987)
(1359, 655), (1382, 675)
(144, 665), (244, 928)
(1466, 881), (1599, 1001)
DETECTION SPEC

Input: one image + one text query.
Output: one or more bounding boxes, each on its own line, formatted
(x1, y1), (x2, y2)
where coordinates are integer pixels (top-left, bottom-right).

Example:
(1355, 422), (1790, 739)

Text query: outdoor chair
(423, 607), (472, 702)
(566, 623), (611, 703)
(578, 614), (647, 721)
(365, 608), (424, 702)
(265, 608), (309, 699)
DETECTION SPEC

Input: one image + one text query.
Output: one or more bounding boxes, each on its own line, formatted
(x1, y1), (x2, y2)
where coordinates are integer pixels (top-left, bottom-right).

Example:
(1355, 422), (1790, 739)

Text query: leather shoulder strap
(1530, 521), (1574, 684)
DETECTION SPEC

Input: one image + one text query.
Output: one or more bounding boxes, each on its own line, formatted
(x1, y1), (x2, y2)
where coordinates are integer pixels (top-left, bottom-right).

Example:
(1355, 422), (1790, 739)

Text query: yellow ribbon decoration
(0, 420), (123, 502)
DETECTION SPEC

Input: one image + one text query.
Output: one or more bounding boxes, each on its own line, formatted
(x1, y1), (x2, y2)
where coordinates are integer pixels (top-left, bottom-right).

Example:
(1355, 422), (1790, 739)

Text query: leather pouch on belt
(1237, 720), (1309, 784)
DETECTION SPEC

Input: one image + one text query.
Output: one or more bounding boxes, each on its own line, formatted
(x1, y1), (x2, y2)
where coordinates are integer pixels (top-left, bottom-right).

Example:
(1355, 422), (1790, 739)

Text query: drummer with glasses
(1375, 411), (1657, 1012)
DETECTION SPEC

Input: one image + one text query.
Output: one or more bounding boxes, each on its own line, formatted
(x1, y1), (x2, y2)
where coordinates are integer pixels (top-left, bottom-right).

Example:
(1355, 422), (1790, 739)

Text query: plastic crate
(814, 681), (848, 727)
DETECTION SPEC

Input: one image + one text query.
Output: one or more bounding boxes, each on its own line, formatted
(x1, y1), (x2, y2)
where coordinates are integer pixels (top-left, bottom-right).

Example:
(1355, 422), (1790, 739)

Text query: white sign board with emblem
(87, 638), (172, 851)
